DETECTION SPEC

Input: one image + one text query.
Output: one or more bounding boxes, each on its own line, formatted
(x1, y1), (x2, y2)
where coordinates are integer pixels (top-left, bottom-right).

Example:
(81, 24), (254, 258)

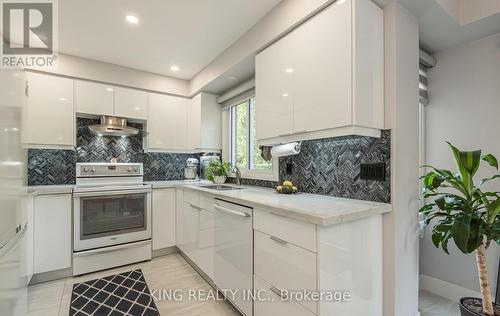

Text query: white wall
(422, 32), (500, 293)
(36, 54), (190, 97)
(383, 3), (420, 316)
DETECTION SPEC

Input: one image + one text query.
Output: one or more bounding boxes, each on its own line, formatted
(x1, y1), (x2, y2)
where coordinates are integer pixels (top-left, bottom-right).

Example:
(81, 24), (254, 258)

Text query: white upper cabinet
(147, 92), (221, 152)
(147, 92), (190, 151)
(255, 34), (294, 141)
(188, 92), (221, 151)
(75, 81), (147, 120)
(24, 72), (75, 148)
(75, 80), (114, 116)
(256, 0), (383, 145)
(114, 87), (148, 120)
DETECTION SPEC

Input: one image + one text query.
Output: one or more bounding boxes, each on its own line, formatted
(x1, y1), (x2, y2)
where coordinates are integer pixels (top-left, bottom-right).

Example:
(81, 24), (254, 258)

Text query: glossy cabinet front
(24, 72), (75, 147)
(33, 194), (72, 274)
(147, 93), (190, 151)
(75, 80), (114, 116)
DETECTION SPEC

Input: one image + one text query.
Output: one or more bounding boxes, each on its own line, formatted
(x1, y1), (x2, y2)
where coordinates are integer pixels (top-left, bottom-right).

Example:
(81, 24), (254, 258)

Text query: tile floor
(419, 290), (460, 316)
(20, 256), (463, 316)
(22, 254), (240, 316)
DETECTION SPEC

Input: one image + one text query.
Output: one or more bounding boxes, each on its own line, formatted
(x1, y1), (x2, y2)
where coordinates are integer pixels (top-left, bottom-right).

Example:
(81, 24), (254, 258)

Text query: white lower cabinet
(254, 275), (315, 316)
(177, 189), (216, 281)
(254, 230), (317, 313)
(152, 188), (176, 250)
(33, 194), (72, 274)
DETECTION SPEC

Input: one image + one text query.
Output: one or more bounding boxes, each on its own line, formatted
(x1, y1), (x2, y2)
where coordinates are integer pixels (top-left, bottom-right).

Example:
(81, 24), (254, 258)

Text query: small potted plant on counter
(207, 160), (231, 185)
(420, 142), (500, 316)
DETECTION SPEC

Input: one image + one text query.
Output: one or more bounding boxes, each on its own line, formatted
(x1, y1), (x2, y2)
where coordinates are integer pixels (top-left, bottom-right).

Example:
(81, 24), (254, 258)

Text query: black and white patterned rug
(70, 269), (160, 316)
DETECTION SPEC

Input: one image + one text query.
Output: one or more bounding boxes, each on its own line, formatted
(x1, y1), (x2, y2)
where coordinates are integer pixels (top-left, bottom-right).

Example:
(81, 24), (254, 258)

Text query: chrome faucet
(231, 165), (242, 186)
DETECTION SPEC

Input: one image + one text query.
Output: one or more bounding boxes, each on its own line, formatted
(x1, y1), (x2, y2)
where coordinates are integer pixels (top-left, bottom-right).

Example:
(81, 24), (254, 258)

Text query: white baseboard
(420, 274), (481, 302)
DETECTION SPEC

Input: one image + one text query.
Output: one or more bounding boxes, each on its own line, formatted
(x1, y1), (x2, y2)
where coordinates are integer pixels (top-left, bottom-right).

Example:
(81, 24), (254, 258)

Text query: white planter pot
(213, 175), (227, 185)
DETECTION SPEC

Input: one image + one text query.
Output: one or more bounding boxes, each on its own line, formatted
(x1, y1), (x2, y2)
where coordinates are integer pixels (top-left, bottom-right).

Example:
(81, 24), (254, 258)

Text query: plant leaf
(452, 214), (483, 253)
(447, 142), (477, 195)
(480, 175), (500, 186)
(482, 154), (498, 169)
(486, 198), (500, 224)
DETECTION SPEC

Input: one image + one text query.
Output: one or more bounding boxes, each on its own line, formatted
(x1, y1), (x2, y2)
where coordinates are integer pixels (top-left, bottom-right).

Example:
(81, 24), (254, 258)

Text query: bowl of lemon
(275, 180), (298, 194)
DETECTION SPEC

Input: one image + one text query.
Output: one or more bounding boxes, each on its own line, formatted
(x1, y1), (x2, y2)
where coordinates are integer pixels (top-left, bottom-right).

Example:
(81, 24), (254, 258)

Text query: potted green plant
(420, 142), (500, 316)
(206, 160), (231, 185)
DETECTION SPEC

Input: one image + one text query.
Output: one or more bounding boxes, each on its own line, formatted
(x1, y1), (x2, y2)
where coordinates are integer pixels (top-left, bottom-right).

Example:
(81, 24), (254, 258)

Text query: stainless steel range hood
(88, 116), (140, 137)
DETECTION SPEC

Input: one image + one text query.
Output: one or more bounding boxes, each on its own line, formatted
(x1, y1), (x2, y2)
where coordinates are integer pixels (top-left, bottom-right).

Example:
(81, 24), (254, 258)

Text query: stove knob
(127, 167), (132, 172)
(90, 168), (96, 173)
(83, 167), (89, 173)
(133, 167), (138, 172)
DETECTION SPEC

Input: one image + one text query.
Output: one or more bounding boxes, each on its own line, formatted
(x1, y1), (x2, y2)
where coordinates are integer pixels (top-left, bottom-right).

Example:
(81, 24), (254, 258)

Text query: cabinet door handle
(270, 235), (288, 245)
(214, 204), (251, 217)
(190, 203), (202, 211)
(294, 129), (310, 134)
(269, 286), (287, 300)
(25, 80), (30, 97)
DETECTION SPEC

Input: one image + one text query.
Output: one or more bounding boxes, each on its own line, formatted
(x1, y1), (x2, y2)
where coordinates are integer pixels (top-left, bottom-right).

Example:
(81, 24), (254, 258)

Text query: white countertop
(26, 184), (74, 196)
(180, 183), (391, 226)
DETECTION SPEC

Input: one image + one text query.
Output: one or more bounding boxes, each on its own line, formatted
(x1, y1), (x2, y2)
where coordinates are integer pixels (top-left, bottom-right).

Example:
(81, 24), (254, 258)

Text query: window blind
(419, 63), (429, 106)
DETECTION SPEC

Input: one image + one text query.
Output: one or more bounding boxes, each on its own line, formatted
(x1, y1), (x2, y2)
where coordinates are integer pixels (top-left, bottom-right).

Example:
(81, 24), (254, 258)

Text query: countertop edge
(180, 184), (392, 226)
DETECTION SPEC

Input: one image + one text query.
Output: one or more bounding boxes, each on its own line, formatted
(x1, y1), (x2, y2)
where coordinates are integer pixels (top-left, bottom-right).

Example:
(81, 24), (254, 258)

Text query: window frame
(223, 96), (279, 182)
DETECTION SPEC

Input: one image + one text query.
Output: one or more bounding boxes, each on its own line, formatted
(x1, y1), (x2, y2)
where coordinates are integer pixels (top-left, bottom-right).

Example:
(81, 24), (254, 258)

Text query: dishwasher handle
(214, 204), (251, 218)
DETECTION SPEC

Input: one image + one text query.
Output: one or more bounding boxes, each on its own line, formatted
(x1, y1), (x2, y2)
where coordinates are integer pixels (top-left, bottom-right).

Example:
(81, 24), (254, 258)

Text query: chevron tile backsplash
(28, 149), (76, 186)
(278, 130), (391, 203)
(28, 117), (390, 203)
(28, 118), (202, 185)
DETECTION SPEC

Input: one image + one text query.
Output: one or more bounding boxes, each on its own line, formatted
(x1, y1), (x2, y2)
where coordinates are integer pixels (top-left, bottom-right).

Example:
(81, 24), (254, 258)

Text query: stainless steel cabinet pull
(190, 204), (202, 211)
(214, 204), (250, 217)
(269, 286), (287, 300)
(270, 235), (288, 245)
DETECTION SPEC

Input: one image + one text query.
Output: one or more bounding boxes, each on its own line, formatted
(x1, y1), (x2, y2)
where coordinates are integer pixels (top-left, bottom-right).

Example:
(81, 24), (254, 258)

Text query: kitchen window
(223, 96), (278, 181)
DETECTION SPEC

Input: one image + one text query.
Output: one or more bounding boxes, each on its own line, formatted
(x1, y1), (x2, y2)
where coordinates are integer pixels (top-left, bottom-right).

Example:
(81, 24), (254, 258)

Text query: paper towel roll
(271, 142), (301, 158)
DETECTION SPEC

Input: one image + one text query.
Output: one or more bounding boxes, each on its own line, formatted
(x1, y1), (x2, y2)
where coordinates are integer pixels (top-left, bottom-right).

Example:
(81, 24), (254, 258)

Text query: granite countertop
(181, 183), (392, 226)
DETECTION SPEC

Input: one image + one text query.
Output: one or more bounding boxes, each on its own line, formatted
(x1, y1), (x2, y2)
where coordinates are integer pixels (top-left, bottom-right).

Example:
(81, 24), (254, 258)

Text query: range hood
(88, 116), (140, 137)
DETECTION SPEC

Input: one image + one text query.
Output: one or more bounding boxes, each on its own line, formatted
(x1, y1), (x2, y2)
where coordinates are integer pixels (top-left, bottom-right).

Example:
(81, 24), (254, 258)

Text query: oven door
(73, 188), (151, 252)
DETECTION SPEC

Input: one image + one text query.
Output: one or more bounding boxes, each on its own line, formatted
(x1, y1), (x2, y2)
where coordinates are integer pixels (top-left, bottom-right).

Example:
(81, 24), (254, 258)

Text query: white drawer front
(183, 189), (199, 206)
(254, 208), (317, 252)
(200, 193), (214, 212)
(254, 275), (315, 316)
(254, 230), (317, 313)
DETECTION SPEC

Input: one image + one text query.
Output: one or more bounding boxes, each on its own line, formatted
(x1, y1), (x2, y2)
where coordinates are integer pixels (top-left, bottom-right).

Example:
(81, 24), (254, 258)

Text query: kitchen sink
(198, 184), (245, 191)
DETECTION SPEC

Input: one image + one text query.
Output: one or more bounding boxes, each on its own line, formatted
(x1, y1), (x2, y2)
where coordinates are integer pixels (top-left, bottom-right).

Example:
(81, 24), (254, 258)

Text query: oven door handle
(73, 189), (151, 197)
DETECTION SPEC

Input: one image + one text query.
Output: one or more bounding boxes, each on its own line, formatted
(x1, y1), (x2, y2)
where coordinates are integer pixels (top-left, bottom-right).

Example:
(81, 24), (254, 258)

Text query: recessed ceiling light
(59, 97), (67, 101)
(285, 68), (294, 73)
(170, 65), (179, 72)
(105, 87), (113, 92)
(125, 15), (139, 24)
(282, 93), (289, 97)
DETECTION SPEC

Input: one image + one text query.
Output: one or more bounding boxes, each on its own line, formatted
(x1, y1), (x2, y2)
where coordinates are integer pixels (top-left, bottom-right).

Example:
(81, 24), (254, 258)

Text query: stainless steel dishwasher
(213, 198), (253, 316)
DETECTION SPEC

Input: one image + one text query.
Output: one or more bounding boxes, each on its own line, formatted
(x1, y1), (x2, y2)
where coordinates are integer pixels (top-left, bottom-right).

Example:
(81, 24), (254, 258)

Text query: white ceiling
(374, 0), (500, 53)
(59, 0), (281, 80)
